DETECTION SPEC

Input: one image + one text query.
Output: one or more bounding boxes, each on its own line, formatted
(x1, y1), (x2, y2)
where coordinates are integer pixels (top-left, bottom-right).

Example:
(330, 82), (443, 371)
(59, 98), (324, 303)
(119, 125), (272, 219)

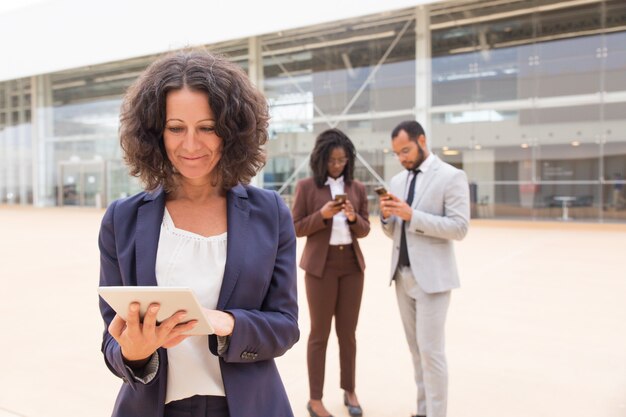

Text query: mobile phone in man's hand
(374, 186), (390, 200)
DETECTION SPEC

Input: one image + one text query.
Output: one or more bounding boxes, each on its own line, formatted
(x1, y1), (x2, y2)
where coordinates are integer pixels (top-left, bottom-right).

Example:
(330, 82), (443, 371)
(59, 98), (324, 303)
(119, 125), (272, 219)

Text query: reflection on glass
(83, 166), (103, 207)
(261, 12), (416, 204)
(537, 143), (599, 181)
(61, 165), (81, 206)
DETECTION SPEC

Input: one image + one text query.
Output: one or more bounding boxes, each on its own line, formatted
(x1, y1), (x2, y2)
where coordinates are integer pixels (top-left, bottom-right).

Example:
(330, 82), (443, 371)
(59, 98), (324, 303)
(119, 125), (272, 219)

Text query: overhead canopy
(0, 0), (440, 82)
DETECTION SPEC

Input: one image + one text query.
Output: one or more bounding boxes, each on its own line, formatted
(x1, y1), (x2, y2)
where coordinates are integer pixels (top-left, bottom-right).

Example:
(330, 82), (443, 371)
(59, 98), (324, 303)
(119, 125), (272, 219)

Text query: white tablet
(98, 286), (214, 335)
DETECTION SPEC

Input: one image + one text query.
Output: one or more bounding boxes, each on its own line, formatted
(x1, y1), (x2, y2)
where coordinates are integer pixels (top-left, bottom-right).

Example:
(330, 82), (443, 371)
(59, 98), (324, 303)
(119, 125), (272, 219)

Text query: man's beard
(409, 144), (425, 170)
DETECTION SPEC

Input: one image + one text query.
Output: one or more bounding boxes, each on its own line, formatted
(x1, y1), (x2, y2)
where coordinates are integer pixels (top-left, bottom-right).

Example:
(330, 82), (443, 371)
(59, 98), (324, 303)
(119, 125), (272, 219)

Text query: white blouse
(155, 208), (227, 403)
(325, 176), (353, 245)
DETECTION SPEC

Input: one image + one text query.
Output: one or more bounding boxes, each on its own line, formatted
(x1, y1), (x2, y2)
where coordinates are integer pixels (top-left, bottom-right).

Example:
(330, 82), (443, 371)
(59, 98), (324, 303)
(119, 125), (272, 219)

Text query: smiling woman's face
(163, 87), (223, 185)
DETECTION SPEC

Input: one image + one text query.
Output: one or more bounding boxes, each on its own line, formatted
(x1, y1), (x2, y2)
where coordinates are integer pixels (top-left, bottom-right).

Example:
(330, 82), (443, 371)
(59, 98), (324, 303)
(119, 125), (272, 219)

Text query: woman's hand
(108, 303), (197, 362)
(320, 200), (344, 219)
(203, 309), (235, 337)
(343, 199), (356, 222)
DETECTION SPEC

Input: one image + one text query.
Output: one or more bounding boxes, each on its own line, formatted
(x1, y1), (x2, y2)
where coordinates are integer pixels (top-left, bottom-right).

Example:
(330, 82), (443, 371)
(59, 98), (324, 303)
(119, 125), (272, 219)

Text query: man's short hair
(391, 120), (426, 142)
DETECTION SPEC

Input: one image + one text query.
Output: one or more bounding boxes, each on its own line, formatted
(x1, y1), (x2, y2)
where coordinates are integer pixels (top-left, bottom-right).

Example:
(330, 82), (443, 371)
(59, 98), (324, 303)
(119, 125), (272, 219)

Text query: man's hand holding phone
(379, 191), (413, 221)
(375, 186), (391, 200)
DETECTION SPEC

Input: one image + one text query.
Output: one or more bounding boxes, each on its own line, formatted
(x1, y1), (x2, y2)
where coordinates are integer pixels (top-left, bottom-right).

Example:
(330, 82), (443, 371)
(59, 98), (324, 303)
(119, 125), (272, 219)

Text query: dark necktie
(397, 169), (420, 267)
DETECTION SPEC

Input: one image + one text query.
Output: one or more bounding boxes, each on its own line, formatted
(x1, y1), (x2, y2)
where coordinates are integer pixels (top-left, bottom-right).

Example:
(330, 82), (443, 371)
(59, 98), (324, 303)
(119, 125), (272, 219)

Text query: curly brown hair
(119, 49), (269, 192)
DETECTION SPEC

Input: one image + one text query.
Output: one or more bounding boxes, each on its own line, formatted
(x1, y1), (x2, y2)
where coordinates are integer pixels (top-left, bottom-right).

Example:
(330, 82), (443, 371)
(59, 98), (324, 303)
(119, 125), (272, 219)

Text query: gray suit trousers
(395, 267), (451, 417)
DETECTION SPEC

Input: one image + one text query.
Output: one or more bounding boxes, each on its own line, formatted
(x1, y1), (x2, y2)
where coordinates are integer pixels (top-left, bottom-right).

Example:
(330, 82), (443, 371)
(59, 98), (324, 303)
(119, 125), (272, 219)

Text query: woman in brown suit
(292, 128), (370, 417)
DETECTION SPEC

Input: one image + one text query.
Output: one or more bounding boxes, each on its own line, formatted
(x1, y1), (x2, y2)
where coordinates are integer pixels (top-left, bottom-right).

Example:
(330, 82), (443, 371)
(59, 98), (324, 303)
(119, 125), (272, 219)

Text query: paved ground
(0, 206), (625, 417)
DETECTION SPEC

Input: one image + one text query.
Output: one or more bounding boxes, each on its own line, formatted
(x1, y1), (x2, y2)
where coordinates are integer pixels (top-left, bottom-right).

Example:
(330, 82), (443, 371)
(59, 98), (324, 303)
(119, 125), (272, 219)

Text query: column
(415, 5), (432, 140)
(31, 74), (53, 207)
(248, 36), (265, 188)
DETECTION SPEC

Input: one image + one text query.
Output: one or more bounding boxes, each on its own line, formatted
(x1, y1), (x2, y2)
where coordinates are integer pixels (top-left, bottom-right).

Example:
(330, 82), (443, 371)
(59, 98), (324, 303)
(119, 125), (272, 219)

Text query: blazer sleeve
(348, 182), (370, 238)
(98, 200), (161, 390)
(292, 180), (328, 237)
(381, 216), (396, 239)
(220, 192), (300, 363)
(381, 177), (399, 239)
(407, 169), (470, 241)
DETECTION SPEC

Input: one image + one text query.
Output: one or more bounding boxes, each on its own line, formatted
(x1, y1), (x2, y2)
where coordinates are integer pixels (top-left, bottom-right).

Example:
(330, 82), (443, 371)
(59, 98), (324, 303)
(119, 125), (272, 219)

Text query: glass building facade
(1, 0), (625, 222)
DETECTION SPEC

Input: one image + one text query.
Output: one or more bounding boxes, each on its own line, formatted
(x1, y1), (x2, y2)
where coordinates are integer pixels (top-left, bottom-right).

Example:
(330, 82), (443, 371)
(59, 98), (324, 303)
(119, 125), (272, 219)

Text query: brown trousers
(305, 244), (364, 400)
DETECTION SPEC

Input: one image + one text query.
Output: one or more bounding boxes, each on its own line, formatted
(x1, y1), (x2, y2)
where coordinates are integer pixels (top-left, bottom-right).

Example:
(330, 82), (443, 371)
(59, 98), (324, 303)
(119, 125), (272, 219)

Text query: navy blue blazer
(98, 184), (299, 417)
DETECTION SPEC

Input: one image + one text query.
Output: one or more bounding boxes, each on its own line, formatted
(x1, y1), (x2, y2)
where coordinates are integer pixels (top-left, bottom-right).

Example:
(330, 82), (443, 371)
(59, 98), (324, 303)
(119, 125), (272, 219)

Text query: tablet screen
(98, 286), (214, 335)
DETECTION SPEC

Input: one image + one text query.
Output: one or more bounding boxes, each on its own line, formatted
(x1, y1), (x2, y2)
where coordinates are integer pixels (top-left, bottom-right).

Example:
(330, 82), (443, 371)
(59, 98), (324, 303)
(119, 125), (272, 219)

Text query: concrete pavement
(0, 206), (624, 417)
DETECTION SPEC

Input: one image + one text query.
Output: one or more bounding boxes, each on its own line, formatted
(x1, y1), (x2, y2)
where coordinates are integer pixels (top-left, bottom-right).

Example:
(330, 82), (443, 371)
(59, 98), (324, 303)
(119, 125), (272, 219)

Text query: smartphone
(334, 194), (347, 204)
(374, 186), (389, 199)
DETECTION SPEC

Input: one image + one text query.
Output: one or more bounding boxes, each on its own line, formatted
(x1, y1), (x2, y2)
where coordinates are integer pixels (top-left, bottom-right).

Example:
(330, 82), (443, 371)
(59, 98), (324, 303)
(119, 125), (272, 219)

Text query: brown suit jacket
(292, 177), (370, 277)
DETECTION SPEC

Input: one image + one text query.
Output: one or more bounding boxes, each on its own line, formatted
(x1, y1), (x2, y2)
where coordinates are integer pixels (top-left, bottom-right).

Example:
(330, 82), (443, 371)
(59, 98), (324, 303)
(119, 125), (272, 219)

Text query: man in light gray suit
(379, 120), (469, 417)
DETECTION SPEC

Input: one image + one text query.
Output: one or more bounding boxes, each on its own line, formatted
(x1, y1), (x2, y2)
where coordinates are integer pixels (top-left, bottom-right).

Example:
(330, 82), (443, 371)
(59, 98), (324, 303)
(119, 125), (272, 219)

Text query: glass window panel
(537, 143), (599, 181)
(603, 142), (626, 180)
(603, 141), (626, 219)
(262, 11), (415, 198)
(107, 159), (142, 202)
(605, 31), (626, 92)
(475, 47), (519, 103)
(48, 57), (158, 206)
(0, 79), (32, 204)
(538, 183), (600, 221)
(431, 51), (479, 105)
(432, 16), (533, 105)
(535, 35), (602, 98)
(605, 103), (626, 121)
(469, 183), (600, 221)
(432, 2), (609, 105)
(520, 104), (602, 125)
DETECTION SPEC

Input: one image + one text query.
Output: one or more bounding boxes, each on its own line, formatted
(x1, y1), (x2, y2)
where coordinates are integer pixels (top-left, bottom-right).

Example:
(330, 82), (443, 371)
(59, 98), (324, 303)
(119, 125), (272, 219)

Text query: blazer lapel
(217, 184), (250, 309)
(413, 156), (441, 208)
(135, 188), (165, 286)
(322, 183), (332, 203)
(344, 181), (354, 202)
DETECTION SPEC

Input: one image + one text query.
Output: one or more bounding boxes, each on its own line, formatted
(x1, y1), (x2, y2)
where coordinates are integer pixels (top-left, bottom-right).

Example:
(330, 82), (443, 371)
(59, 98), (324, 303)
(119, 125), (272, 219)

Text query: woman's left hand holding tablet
(109, 302), (198, 362)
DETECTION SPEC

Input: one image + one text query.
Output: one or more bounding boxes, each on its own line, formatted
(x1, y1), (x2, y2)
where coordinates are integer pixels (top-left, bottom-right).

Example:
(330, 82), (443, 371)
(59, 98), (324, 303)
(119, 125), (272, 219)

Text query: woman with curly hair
(98, 49), (299, 417)
(291, 129), (370, 417)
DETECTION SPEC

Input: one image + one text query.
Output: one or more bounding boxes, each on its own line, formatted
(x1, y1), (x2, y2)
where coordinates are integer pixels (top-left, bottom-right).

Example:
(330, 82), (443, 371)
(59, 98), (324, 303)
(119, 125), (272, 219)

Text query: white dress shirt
(325, 176), (353, 245)
(156, 208), (227, 403)
(405, 154), (434, 202)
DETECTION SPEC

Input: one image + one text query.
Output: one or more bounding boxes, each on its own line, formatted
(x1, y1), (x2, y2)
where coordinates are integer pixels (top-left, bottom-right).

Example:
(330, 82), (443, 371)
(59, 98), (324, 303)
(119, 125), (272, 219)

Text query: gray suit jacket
(382, 155), (470, 293)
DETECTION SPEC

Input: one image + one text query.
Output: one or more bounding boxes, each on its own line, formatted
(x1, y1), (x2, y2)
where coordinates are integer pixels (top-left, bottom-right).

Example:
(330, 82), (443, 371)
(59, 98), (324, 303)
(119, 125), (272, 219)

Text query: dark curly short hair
(391, 120), (425, 142)
(309, 128), (356, 188)
(119, 49), (269, 192)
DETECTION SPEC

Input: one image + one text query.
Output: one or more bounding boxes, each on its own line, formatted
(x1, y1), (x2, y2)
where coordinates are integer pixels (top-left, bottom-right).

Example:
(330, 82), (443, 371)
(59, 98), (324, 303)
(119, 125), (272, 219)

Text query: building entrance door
(57, 161), (106, 207)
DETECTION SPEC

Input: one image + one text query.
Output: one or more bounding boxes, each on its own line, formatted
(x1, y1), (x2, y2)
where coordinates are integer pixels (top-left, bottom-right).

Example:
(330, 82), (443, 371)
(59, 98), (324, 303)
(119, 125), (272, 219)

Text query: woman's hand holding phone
(343, 199), (356, 222)
(320, 200), (344, 219)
